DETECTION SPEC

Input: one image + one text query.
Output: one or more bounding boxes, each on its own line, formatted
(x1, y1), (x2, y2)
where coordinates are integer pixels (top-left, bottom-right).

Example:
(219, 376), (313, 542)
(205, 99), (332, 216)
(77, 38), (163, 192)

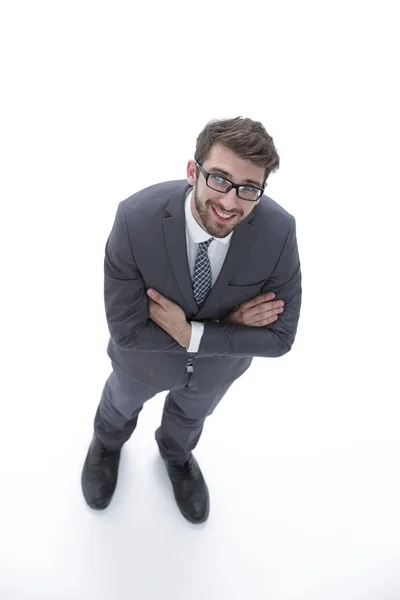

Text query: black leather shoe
(81, 436), (121, 510)
(164, 454), (210, 524)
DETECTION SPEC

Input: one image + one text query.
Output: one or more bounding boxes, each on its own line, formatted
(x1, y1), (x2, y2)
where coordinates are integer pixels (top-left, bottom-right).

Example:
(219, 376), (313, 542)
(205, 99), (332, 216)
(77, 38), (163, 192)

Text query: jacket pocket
(221, 281), (266, 310)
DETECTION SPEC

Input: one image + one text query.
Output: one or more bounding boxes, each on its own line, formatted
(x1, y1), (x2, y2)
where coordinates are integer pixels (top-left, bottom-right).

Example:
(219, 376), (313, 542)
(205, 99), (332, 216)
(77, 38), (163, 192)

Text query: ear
(187, 160), (197, 185)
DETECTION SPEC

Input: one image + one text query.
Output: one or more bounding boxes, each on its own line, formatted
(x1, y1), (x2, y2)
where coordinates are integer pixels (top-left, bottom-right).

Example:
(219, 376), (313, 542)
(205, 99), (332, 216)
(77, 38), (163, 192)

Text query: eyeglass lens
(208, 175), (261, 201)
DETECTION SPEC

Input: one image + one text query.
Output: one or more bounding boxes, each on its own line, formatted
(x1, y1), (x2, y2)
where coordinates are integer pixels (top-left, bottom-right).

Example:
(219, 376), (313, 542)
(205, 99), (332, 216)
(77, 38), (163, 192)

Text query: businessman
(81, 116), (302, 524)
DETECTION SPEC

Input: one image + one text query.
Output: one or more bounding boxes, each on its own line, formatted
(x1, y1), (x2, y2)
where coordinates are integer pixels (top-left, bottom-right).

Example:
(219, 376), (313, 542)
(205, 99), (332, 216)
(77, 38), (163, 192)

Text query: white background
(1, 1), (399, 599)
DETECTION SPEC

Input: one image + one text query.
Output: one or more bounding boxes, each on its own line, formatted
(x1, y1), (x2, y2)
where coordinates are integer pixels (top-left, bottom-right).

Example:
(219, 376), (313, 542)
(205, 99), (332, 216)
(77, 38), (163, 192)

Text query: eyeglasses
(195, 161), (264, 202)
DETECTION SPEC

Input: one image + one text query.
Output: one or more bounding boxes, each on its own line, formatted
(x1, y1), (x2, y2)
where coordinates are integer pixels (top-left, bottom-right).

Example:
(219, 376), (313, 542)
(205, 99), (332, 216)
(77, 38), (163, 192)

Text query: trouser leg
(94, 363), (160, 450)
(155, 374), (234, 463)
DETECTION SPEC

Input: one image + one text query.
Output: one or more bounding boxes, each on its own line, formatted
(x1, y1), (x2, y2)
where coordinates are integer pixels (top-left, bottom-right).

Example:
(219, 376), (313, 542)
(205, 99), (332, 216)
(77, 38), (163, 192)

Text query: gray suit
(94, 179), (302, 462)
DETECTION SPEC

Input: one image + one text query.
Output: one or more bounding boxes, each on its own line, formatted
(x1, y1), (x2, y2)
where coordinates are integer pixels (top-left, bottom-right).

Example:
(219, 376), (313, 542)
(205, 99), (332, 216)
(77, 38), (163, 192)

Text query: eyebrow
(209, 166), (263, 188)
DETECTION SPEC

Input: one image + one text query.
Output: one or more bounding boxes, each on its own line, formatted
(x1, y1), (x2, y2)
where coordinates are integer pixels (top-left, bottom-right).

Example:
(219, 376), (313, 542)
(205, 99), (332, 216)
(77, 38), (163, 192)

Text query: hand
(220, 292), (285, 327)
(147, 289), (191, 347)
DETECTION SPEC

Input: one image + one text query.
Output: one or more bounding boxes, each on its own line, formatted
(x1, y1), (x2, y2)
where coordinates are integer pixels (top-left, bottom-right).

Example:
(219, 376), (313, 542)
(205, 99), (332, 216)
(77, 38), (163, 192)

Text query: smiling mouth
(211, 206), (237, 221)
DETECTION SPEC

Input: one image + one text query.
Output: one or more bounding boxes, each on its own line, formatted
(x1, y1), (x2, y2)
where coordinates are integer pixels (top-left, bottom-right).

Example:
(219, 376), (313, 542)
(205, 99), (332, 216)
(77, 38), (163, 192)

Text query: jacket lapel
(162, 181), (257, 315)
(163, 183), (198, 313)
(197, 218), (256, 315)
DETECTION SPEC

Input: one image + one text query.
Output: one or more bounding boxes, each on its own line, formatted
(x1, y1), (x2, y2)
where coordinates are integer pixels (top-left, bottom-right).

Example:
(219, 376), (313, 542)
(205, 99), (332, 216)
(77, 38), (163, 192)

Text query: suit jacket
(104, 179), (302, 393)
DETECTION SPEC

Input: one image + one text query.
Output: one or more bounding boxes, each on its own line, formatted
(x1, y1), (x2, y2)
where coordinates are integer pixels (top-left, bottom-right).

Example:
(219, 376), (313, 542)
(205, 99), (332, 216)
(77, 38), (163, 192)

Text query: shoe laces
(93, 442), (119, 466)
(172, 459), (197, 481)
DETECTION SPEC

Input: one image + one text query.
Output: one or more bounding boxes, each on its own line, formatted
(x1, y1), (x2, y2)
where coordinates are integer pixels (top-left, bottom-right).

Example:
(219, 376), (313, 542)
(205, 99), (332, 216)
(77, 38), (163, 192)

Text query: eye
(212, 175), (228, 184)
(243, 186), (257, 192)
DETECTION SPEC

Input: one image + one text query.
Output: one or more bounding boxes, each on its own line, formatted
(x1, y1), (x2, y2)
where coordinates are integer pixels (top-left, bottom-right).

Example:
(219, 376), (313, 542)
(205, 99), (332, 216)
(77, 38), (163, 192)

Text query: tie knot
(199, 238), (213, 250)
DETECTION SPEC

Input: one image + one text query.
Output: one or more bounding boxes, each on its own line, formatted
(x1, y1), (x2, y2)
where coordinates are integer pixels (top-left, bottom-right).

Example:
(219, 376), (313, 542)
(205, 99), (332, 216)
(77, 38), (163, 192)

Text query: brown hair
(194, 116), (280, 185)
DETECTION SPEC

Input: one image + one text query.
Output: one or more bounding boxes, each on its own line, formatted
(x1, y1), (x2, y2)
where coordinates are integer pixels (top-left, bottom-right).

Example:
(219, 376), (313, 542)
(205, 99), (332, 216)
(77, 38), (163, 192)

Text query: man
(81, 116), (302, 524)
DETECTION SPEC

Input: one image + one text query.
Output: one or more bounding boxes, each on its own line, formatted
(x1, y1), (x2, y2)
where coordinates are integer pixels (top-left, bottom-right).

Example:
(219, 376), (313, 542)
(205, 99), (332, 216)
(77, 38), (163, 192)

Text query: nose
(218, 187), (240, 211)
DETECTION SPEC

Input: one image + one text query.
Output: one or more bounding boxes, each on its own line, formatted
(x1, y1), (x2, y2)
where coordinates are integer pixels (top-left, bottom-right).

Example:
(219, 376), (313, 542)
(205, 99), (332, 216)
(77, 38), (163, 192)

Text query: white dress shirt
(184, 188), (233, 353)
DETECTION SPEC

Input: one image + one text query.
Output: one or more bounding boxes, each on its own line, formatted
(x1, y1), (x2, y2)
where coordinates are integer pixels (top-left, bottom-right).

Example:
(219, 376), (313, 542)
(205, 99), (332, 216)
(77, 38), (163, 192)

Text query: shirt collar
(184, 188), (232, 245)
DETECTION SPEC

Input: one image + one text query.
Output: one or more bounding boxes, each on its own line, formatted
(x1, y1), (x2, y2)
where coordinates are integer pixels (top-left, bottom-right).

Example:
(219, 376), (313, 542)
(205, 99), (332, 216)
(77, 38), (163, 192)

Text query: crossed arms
(104, 203), (302, 359)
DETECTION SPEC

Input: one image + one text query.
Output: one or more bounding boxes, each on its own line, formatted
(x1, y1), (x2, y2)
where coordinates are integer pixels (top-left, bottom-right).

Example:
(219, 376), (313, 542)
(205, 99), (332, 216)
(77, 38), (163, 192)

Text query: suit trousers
(93, 361), (235, 463)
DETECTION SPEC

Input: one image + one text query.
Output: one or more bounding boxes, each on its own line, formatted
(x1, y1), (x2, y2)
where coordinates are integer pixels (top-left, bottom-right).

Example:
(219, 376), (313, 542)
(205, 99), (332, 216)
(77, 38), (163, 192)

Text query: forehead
(204, 144), (264, 185)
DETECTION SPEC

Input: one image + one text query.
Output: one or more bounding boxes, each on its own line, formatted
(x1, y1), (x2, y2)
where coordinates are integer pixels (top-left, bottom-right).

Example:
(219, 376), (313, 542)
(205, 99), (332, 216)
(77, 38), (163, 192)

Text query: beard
(193, 184), (244, 238)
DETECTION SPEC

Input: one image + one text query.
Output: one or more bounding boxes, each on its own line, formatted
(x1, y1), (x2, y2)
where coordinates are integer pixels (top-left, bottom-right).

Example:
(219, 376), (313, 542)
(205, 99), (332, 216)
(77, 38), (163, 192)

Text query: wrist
(179, 322), (192, 349)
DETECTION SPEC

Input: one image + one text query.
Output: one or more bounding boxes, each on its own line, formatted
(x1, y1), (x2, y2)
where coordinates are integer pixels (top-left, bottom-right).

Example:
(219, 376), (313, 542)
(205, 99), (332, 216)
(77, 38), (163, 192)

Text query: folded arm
(195, 214), (302, 358)
(104, 202), (187, 353)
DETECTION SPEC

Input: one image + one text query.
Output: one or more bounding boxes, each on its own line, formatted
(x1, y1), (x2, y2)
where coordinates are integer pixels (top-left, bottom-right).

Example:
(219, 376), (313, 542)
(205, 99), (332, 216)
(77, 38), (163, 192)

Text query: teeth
(214, 208), (232, 219)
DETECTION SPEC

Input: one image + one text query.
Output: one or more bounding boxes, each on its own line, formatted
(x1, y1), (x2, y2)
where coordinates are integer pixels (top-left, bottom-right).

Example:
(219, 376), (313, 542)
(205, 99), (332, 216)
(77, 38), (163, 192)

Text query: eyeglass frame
(194, 161), (265, 202)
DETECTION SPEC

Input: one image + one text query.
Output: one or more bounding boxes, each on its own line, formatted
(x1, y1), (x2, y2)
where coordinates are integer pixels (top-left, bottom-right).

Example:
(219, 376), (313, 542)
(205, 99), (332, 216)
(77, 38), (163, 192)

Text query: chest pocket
(213, 281), (266, 316)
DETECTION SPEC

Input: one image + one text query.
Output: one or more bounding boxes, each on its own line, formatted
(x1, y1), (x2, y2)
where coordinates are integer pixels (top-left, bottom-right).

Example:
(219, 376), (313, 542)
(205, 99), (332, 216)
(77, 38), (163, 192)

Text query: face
(186, 144), (266, 238)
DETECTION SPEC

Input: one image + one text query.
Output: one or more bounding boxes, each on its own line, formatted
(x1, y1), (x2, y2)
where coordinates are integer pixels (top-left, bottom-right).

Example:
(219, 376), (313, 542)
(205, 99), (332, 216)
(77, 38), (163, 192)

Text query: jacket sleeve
(104, 201), (187, 353)
(197, 214), (302, 358)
